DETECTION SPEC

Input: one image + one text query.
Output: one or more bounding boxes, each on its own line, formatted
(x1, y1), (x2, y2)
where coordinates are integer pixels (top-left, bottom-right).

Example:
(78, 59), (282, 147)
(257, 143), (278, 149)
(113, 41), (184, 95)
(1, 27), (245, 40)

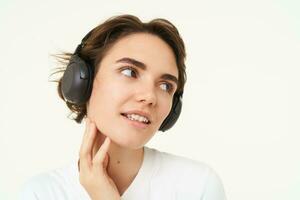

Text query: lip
(121, 114), (150, 129)
(121, 110), (152, 123)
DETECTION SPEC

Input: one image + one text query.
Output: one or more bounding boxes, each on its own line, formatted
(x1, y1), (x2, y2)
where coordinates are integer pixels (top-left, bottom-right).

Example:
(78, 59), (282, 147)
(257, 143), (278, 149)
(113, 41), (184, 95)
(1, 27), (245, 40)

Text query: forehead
(100, 33), (178, 78)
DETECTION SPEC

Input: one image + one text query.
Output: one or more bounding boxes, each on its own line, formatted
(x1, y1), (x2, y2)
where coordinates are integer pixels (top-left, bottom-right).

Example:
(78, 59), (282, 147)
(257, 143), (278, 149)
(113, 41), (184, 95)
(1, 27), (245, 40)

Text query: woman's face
(87, 33), (178, 149)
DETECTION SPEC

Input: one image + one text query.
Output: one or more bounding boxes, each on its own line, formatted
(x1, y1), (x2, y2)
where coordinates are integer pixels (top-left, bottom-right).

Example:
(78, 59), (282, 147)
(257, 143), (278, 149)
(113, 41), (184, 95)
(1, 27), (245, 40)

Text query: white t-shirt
(20, 146), (226, 200)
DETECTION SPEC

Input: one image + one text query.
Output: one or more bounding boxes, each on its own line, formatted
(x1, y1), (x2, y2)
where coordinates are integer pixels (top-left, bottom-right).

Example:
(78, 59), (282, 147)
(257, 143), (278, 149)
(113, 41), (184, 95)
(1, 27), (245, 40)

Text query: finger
(79, 118), (97, 170)
(92, 136), (111, 167)
(79, 118), (90, 154)
(79, 118), (91, 171)
(82, 118), (90, 141)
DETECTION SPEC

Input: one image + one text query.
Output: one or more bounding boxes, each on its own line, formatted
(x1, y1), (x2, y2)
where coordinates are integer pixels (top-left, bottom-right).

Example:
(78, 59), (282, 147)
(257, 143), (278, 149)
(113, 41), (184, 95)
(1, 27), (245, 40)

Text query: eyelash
(120, 66), (174, 94)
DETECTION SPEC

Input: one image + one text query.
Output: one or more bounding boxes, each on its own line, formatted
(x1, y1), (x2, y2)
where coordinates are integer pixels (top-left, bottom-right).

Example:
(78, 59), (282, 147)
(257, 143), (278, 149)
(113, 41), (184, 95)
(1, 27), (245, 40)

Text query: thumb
(93, 136), (111, 168)
(103, 153), (110, 169)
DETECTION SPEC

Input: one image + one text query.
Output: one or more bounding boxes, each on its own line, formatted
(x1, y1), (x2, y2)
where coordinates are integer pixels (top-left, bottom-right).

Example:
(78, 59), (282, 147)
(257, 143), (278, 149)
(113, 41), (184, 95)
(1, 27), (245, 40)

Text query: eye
(120, 66), (137, 78)
(160, 82), (174, 94)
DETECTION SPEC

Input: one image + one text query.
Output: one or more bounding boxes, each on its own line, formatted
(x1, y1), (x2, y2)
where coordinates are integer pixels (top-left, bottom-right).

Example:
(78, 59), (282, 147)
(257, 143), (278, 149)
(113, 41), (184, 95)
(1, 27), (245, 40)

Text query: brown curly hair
(49, 14), (187, 124)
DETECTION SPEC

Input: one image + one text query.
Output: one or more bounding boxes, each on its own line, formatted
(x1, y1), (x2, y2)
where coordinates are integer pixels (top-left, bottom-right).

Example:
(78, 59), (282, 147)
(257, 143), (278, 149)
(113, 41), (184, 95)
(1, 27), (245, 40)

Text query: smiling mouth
(121, 113), (151, 125)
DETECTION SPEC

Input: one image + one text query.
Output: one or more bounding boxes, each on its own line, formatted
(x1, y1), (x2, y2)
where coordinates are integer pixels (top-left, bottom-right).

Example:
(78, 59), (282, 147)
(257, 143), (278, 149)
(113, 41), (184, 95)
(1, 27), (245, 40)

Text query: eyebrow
(115, 57), (178, 87)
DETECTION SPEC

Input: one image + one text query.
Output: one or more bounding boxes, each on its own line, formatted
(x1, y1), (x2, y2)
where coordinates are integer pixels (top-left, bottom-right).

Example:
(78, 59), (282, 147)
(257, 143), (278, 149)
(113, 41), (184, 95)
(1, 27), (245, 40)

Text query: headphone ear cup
(61, 55), (93, 105)
(159, 93), (182, 132)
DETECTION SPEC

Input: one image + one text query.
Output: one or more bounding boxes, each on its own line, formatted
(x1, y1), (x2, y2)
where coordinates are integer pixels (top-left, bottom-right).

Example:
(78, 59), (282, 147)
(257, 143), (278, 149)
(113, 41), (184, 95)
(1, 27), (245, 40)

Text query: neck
(91, 133), (144, 194)
(106, 140), (144, 177)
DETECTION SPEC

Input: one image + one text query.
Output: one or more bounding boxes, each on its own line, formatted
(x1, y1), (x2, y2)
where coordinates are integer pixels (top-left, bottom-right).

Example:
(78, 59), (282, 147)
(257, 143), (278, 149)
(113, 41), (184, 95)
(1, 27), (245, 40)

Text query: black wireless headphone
(61, 29), (183, 132)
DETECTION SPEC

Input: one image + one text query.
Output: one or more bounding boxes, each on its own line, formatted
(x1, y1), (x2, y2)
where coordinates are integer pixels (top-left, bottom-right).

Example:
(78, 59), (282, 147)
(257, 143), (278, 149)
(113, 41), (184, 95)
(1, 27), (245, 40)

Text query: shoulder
(147, 147), (226, 199)
(150, 147), (212, 179)
(19, 161), (87, 200)
(19, 171), (57, 199)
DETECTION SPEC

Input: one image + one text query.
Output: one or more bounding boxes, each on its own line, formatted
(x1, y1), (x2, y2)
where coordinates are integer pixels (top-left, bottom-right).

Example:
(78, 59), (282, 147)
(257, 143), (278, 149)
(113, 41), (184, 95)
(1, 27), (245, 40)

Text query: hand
(78, 118), (120, 200)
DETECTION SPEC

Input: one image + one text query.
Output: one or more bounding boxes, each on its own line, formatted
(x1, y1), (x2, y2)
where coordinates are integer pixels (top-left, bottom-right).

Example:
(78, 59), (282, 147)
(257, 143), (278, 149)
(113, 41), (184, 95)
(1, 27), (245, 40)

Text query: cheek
(158, 97), (173, 121)
(87, 80), (129, 121)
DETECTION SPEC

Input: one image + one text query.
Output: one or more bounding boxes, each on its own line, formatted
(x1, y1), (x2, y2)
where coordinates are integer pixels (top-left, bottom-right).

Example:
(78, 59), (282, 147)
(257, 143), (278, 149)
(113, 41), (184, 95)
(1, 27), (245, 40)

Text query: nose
(135, 83), (157, 107)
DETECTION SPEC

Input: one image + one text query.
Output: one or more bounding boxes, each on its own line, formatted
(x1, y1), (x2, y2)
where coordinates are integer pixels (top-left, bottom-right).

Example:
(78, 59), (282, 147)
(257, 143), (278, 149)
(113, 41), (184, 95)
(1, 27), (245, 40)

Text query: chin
(110, 135), (146, 150)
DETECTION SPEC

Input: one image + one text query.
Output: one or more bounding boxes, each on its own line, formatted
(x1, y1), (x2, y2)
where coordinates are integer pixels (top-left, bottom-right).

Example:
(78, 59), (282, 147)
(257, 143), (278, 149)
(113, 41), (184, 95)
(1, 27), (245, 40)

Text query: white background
(0, 0), (299, 199)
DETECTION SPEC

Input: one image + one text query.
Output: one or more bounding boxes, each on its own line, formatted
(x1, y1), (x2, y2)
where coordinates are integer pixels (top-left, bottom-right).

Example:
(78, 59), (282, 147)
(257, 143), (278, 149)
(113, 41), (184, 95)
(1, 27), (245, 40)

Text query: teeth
(125, 114), (149, 124)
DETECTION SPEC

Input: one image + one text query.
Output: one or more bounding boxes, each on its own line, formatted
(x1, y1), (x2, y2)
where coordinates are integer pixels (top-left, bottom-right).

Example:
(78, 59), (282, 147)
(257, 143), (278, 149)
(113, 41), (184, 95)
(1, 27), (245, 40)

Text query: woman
(20, 14), (226, 200)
